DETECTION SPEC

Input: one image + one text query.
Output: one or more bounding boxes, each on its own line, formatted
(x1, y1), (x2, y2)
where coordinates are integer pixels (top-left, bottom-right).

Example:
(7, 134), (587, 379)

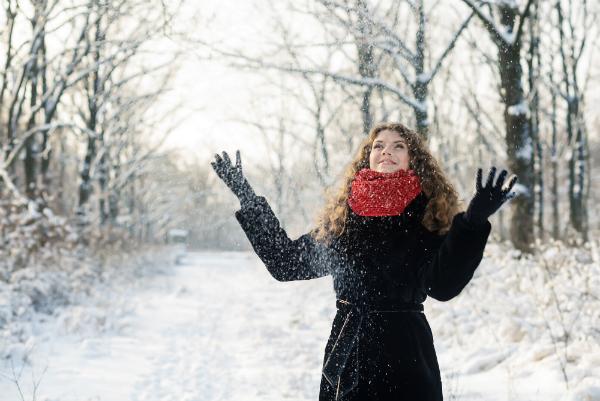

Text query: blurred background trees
(194, 0), (599, 253)
(0, 0), (187, 269)
(1, 0), (599, 265)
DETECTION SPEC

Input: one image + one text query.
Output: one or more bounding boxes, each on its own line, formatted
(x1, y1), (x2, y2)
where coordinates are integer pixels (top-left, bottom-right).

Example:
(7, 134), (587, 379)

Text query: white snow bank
(1, 239), (598, 401)
(428, 239), (600, 400)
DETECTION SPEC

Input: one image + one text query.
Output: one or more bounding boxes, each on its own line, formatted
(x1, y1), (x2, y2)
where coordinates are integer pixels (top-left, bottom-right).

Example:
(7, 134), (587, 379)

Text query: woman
(211, 122), (517, 401)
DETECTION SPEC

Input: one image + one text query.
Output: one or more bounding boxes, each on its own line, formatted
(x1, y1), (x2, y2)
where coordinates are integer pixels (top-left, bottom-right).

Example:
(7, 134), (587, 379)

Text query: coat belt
(322, 299), (424, 400)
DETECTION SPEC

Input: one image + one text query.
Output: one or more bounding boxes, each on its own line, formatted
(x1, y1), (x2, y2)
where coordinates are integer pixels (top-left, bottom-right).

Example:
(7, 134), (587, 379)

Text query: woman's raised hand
(211, 150), (256, 207)
(464, 167), (518, 225)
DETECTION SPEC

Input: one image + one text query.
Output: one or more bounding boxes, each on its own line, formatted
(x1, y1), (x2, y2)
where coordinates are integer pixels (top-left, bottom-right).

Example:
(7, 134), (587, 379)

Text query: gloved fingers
(502, 175), (518, 196)
(213, 154), (226, 174)
(235, 150), (242, 171)
(505, 191), (517, 202)
(222, 151), (232, 167)
(211, 160), (226, 180)
(484, 166), (497, 189)
(476, 168), (483, 192)
(494, 169), (508, 190)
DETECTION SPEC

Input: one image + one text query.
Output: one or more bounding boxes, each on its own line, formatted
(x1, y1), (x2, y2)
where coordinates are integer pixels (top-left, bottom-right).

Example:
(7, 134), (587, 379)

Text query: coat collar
(331, 191), (429, 252)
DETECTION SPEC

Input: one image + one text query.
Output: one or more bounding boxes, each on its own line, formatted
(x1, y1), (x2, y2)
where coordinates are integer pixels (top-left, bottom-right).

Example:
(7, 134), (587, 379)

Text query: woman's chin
(376, 165), (401, 173)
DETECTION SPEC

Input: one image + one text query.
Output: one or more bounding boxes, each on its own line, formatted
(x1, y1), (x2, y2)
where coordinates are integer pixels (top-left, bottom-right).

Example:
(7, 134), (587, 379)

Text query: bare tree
(552, 0), (595, 241)
(460, 0), (536, 252)
(1, 0), (188, 260)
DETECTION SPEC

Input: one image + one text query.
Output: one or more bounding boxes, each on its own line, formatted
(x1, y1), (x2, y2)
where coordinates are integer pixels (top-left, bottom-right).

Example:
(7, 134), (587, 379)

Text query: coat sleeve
(234, 195), (332, 282)
(420, 211), (492, 302)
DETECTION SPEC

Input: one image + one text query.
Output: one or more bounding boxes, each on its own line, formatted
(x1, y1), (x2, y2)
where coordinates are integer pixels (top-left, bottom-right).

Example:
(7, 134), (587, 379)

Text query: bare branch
(428, 11), (475, 83)
(460, 0), (508, 45)
(513, 0), (536, 46)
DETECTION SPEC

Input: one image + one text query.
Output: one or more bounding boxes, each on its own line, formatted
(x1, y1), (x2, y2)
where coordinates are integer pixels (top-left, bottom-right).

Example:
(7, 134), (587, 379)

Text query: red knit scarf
(348, 168), (422, 217)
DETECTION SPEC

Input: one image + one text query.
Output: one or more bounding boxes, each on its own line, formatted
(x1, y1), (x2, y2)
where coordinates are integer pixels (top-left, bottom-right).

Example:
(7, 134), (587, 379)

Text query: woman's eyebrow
(373, 140), (406, 143)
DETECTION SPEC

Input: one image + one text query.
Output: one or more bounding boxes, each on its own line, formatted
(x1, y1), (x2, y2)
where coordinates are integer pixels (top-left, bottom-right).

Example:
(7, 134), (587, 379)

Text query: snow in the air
(1, 244), (599, 401)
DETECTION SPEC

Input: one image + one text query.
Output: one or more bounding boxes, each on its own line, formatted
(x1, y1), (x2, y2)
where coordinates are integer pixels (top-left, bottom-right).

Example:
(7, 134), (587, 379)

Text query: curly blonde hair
(310, 122), (461, 244)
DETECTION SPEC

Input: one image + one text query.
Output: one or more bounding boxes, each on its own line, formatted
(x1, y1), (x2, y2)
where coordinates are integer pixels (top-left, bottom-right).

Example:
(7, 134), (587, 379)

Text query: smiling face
(368, 129), (410, 173)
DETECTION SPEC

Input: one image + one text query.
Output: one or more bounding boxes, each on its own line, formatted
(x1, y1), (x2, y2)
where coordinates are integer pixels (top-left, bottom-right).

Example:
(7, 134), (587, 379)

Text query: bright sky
(159, 0), (600, 170)
(159, 0), (283, 166)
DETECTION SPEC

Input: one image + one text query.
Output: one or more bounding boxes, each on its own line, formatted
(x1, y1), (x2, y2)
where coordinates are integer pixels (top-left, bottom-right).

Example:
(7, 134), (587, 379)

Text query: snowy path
(1, 251), (594, 401)
(128, 252), (335, 401)
(0, 252), (335, 401)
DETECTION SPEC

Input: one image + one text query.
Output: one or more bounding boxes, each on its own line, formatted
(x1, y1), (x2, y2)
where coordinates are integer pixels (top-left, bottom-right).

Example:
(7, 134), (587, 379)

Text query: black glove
(464, 166), (518, 225)
(211, 150), (257, 208)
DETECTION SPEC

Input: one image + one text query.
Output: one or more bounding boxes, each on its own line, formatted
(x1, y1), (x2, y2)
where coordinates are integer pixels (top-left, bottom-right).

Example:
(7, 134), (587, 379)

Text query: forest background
(1, 0), (598, 258)
(1, 0), (600, 398)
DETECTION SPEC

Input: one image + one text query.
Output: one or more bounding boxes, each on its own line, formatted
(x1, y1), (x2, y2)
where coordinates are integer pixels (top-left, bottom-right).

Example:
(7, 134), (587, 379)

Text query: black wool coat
(235, 191), (491, 401)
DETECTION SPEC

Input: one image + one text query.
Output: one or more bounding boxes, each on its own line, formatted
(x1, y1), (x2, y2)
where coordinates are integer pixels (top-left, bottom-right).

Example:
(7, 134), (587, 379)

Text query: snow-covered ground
(1, 247), (599, 401)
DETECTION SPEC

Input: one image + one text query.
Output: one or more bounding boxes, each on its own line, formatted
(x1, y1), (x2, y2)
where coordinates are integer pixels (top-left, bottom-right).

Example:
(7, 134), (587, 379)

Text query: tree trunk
(549, 68), (560, 240)
(40, 35), (52, 194)
(497, 40), (534, 252)
(355, 0), (374, 135)
(413, 0), (429, 139)
(78, 9), (103, 217)
(568, 97), (588, 239)
(527, 2), (543, 239)
(556, 0), (589, 241)
(24, 60), (39, 200)
(78, 134), (96, 210)
(98, 139), (108, 225)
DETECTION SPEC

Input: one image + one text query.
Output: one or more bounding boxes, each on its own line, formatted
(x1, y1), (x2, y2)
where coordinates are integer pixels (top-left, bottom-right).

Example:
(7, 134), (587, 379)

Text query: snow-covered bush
(0, 199), (77, 278)
(0, 196), (173, 355)
(428, 237), (600, 395)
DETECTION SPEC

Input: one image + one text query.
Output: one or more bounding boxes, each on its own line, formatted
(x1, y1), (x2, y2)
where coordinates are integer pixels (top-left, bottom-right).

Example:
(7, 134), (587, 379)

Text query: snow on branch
(264, 63), (426, 113)
(461, 0), (535, 47)
(204, 42), (426, 113)
(515, 135), (533, 162)
(461, 0), (509, 45)
(1, 122), (81, 169)
(507, 100), (530, 117)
